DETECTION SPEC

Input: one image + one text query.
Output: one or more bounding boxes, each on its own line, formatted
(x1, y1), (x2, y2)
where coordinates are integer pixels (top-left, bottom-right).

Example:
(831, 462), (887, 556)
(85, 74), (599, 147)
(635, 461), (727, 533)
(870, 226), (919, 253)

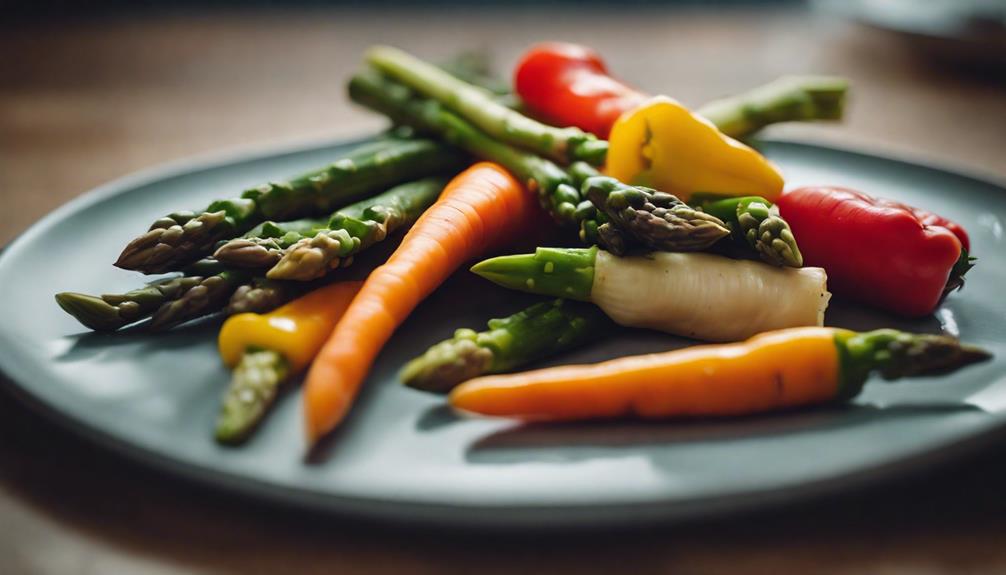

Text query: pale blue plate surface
(1, 137), (1004, 527)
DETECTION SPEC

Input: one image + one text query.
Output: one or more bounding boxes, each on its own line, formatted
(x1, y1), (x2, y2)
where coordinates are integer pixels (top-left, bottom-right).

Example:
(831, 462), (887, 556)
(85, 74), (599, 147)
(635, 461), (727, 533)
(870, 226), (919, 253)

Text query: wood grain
(1, 6), (1005, 574)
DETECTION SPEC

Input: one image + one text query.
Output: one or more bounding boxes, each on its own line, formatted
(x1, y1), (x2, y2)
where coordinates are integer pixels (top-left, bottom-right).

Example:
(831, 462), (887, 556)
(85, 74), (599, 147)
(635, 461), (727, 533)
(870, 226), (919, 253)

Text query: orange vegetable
(218, 280), (363, 373)
(302, 162), (544, 444)
(449, 326), (989, 421)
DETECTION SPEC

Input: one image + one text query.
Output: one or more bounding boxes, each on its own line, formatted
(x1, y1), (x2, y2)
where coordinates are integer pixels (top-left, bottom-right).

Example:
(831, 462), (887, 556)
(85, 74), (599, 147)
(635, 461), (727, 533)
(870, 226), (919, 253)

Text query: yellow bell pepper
(605, 96), (784, 202)
(218, 280), (363, 373)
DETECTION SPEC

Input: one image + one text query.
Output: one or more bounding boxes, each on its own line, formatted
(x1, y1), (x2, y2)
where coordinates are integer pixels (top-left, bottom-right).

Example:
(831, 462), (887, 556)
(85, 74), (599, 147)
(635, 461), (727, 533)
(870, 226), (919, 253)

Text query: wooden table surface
(2, 6), (1006, 574)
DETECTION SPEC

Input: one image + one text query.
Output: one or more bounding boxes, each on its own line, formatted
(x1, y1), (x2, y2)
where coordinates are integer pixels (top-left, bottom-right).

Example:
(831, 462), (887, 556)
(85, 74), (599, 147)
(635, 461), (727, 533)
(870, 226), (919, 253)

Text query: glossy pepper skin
(514, 42), (645, 139)
(606, 96), (785, 202)
(218, 280), (363, 373)
(777, 186), (969, 317)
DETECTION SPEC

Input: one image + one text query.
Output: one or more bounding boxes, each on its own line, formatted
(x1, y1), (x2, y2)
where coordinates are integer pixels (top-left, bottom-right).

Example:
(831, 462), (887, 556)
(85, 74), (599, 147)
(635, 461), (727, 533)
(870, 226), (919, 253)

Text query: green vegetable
(227, 278), (308, 315)
(835, 328), (991, 399)
(367, 45), (607, 165)
(264, 177), (448, 281)
(698, 76), (849, 140)
(115, 137), (465, 274)
(147, 270), (252, 331)
(57, 213), (331, 331)
(55, 258), (226, 331)
(401, 299), (613, 393)
(215, 349), (289, 444)
(583, 177), (731, 255)
(349, 70), (595, 230)
(691, 193), (803, 267)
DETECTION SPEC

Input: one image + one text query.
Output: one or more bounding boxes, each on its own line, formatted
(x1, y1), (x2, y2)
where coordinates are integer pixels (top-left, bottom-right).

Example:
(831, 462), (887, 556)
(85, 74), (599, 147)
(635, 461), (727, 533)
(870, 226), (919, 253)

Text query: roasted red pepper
(777, 186), (973, 317)
(514, 42), (646, 139)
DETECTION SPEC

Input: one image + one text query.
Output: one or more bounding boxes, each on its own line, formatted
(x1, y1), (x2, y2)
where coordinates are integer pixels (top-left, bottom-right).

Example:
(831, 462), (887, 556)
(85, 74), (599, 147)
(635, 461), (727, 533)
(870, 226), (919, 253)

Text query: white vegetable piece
(591, 251), (830, 342)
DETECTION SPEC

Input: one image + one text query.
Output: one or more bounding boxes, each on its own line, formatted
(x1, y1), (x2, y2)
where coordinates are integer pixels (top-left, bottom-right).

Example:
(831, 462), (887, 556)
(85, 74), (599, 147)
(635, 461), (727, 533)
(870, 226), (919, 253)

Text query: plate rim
(1, 134), (1004, 528)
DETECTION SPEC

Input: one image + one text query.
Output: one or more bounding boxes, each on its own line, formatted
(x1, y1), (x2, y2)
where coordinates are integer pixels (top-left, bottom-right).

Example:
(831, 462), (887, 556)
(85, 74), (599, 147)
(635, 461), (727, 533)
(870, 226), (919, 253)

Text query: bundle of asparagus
(352, 47), (834, 265)
(116, 136), (464, 274)
(58, 176), (450, 332)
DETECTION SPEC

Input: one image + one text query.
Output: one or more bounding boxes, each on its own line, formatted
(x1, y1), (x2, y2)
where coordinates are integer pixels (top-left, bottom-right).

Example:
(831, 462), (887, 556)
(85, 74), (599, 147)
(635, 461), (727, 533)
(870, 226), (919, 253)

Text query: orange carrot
(448, 327), (989, 422)
(302, 162), (544, 444)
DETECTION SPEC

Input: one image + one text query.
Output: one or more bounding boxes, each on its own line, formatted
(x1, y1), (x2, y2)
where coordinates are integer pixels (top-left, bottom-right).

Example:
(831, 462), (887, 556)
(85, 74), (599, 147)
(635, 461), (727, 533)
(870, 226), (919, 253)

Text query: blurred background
(1, 1), (1006, 573)
(2, 0), (1004, 248)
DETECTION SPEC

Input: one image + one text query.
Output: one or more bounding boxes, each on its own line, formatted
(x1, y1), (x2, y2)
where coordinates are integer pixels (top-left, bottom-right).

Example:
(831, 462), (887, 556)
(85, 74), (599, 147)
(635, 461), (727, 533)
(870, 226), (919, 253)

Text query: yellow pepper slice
(605, 96), (784, 202)
(218, 280), (363, 373)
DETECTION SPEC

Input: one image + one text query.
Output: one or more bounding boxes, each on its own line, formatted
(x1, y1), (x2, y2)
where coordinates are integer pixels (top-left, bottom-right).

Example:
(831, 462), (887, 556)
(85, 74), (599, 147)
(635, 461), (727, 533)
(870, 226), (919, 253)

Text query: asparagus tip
(401, 336), (495, 393)
(214, 239), (280, 268)
(115, 211), (228, 273)
(147, 274), (233, 331)
(875, 332), (993, 380)
(266, 232), (347, 281)
(54, 292), (128, 332)
(215, 350), (288, 445)
(469, 255), (527, 290)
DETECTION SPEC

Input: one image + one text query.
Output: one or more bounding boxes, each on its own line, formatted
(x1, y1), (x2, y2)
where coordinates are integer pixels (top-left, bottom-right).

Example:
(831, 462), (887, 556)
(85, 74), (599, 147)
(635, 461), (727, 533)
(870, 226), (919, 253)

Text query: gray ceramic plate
(1, 137), (1005, 528)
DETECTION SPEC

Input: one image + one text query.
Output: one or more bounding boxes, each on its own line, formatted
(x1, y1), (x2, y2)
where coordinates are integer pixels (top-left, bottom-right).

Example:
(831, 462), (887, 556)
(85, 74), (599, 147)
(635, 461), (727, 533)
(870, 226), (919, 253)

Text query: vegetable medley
(55, 43), (990, 447)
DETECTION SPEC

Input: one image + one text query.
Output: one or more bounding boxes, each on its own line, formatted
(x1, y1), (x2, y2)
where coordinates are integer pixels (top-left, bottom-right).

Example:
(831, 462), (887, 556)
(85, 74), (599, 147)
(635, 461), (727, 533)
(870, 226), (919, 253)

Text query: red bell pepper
(514, 42), (646, 139)
(777, 186), (973, 317)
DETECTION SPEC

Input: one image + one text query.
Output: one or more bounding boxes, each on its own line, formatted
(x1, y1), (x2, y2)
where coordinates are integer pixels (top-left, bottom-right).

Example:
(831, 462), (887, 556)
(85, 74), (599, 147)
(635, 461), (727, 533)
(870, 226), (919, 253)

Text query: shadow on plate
(463, 401), (985, 466)
(51, 314), (224, 363)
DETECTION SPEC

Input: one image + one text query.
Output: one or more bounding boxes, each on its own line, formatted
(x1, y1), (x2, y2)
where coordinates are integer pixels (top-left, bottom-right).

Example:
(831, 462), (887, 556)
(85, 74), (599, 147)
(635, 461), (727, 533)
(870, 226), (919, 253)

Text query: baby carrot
(450, 327), (989, 421)
(303, 162), (544, 445)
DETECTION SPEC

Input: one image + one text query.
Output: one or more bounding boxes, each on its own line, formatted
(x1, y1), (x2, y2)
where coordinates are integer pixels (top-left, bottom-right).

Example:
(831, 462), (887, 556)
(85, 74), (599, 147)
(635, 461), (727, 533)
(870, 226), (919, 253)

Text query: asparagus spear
(583, 176), (731, 255)
(228, 278), (307, 315)
(349, 69), (604, 240)
(691, 194), (803, 267)
(697, 76), (849, 140)
(57, 212), (334, 331)
(367, 45), (608, 166)
(55, 258), (227, 331)
(211, 217), (331, 269)
(352, 70), (723, 250)
(147, 269), (253, 331)
(401, 299), (613, 393)
(135, 177), (449, 328)
(216, 349), (289, 444)
(218, 177), (448, 281)
(116, 137), (465, 274)
(366, 47), (849, 164)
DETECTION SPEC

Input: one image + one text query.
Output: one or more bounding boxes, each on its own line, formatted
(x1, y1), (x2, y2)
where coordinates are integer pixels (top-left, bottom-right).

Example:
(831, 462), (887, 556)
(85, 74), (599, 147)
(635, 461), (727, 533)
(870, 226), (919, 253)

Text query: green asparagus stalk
(401, 299), (613, 393)
(348, 69), (603, 240)
(366, 47), (850, 164)
(224, 177), (448, 281)
(691, 194), (803, 267)
(583, 176), (731, 255)
(215, 349), (289, 444)
(697, 76), (849, 140)
(367, 45), (607, 165)
(227, 278), (307, 315)
(211, 217), (330, 269)
(472, 247), (598, 301)
(55, 258), (227, 331)
(116, 137), (466, 274)
(837, 329), (991, 398)
(147, 269), (253, 331)
(351, 70), (721, 251)
(57, 211), (336, 332)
